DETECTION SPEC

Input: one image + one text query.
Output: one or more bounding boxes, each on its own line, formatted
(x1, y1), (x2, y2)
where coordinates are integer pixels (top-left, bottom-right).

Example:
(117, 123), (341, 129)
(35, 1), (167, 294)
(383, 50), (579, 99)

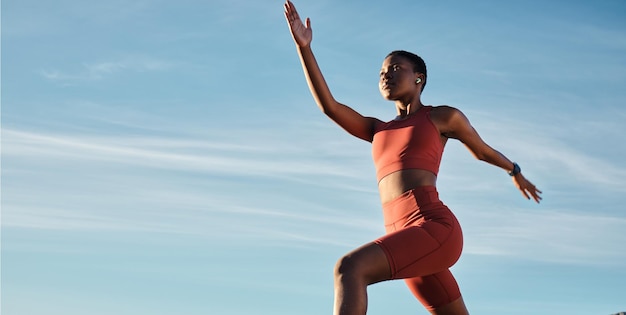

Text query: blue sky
(2, 0), (625, 314)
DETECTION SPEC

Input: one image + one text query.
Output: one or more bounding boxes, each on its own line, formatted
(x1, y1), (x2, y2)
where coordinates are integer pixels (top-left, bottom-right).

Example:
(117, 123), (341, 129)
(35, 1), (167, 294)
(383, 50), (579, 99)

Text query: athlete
(283, 1), (542, 315)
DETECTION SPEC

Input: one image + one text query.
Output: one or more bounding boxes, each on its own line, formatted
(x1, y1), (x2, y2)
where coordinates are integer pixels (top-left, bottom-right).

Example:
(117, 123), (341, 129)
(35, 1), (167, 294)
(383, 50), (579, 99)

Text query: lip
(381, 82), (394, 90)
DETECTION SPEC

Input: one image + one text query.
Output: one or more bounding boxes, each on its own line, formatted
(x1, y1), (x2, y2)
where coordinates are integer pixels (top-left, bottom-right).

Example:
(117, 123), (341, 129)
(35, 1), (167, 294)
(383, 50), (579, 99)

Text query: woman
(283, 1), (542, 315)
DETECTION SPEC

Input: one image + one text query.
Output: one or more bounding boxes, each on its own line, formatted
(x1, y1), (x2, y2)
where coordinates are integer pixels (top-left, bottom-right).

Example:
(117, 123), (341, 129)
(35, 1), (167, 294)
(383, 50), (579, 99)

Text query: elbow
(473, 152), (488, 162)
(320, 106), (333, 118)
(319, 105), (331, 115)
(319, 102), (338, 118)
(474, 149), (502, 164)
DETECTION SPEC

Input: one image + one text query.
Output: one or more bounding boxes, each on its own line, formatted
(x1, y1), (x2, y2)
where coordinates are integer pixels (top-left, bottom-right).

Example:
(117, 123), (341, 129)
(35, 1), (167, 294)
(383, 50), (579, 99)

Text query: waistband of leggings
(382, 185), (439, 211)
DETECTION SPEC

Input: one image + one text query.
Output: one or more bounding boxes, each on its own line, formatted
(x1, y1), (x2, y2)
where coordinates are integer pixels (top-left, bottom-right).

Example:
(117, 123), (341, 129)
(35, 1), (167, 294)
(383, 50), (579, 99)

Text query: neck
(395, 99), (423, 118)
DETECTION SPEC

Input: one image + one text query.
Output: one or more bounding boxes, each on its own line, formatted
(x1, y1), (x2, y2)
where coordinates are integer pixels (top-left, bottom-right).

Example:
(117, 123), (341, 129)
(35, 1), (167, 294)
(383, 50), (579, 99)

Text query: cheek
(379, 89), (393, 99)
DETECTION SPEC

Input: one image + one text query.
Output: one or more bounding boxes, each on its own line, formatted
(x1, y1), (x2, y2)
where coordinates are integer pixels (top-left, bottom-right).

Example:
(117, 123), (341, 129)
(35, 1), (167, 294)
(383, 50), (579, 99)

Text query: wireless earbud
(416, 78), (422, 84)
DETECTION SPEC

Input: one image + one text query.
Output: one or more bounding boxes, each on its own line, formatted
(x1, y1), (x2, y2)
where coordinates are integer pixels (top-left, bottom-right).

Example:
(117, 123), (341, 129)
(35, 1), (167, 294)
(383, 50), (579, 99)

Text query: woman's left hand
(512, 173), (542, 203)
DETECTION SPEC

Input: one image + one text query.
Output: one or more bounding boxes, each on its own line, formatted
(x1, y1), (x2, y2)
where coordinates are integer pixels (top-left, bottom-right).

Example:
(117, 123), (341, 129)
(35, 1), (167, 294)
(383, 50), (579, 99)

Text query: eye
(392, 64), (401, 71)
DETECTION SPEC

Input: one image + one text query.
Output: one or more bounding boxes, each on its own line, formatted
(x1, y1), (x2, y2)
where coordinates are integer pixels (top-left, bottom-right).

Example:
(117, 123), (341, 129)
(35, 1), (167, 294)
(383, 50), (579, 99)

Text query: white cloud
(2, 127), (379, 249)
(458, 109), (626, 193)
(40, 56), (175, 82)
(2, 129), (347, 178)
(432, 108), (626, 266)
(462, 206), (626, 266)
(4, 100), (625, 266)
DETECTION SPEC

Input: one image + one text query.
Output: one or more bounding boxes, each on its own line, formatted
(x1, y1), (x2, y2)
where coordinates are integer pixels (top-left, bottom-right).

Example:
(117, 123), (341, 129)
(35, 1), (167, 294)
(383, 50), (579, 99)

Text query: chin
(380, 92), (394, 100)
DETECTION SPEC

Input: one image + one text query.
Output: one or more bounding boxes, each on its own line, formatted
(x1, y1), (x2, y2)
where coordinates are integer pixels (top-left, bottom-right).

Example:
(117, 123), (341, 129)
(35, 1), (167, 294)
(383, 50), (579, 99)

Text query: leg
(430, 297), (469, 315)
(377, 187), (467, 314)
(404, 271), (468, 315)
(376, 216), (464, 313)
(333, 242), (391, 315)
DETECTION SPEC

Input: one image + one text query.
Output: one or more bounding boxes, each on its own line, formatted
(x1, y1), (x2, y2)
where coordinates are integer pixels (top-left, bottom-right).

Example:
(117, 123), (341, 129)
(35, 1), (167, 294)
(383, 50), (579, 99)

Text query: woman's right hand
(284, 1), (312, 48)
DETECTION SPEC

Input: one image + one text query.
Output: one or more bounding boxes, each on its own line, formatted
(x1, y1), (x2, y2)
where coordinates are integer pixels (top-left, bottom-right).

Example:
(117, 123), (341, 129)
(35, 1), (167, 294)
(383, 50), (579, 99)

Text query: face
(378, 55), (422, 101)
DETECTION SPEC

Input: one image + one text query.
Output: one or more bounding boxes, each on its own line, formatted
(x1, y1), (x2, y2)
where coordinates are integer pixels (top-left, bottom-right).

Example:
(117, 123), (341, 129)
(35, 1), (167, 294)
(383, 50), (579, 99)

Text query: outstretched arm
(436, 106), (542, 203)
(284, 1), (377, 142)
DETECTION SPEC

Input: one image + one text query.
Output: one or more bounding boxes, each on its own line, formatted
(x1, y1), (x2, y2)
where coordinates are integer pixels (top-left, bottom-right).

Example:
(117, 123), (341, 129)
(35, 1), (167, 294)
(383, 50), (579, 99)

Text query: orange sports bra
(371, 105), (444, 182)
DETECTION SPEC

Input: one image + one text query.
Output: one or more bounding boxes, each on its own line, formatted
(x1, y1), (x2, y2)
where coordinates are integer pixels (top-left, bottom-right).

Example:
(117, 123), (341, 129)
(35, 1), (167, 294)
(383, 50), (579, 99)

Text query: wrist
(297, 44), (312, 51)
(508, 162), (521, 176)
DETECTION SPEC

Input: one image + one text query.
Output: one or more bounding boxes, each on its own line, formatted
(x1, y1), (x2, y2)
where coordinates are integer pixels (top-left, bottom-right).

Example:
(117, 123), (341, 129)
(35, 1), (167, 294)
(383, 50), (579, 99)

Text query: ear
(415, 73), (424, 83)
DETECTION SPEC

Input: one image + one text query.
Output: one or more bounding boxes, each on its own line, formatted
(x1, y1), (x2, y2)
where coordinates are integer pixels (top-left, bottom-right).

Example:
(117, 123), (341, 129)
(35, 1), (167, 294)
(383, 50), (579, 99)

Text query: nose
(380, 72), (392, 83)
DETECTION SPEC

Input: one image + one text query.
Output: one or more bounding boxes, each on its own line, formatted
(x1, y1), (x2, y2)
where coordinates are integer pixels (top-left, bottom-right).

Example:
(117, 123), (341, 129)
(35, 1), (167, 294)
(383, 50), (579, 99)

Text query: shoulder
(369, 116), (385, 124)
(368, 116), (386, 127)
(370, 116), (388, 133)
(428, 105), (471, 136)
(430, 105), (462, 114)
(429, 105), (466, 123)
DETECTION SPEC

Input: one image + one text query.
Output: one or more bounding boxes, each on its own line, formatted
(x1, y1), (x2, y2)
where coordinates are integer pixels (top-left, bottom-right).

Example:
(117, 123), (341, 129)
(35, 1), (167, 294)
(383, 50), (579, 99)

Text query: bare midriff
(377, 169), (438, 204)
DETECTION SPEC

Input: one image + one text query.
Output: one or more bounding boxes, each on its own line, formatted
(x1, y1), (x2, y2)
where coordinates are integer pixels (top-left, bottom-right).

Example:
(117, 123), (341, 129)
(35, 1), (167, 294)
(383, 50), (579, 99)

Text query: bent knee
(334, 254), (358, 277)
(333, 247), (391, 283)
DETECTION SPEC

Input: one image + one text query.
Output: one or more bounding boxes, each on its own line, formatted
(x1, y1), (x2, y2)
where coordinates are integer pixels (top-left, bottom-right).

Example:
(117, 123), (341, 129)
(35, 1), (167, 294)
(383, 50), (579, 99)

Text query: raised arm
(284, 1), (377, 142)
(433, 106), (542, 203)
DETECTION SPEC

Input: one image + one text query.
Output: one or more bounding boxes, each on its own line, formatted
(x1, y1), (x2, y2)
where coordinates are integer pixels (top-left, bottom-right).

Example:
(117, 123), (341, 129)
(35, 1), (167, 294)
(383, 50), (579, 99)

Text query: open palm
(284, 1), (312, 48)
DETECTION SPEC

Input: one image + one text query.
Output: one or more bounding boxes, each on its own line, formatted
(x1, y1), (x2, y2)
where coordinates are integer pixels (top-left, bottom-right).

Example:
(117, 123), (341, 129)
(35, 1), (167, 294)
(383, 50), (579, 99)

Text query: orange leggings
(374, 186), (463, 310)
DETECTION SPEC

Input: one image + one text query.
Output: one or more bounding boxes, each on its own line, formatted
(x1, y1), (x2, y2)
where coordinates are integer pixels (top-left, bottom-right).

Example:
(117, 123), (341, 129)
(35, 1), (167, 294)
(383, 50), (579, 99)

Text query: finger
(532, 193), (542, 203)
(284, 4), (290, 21)
(524, 186), (540, 202)
(521, 189), (530, 200)
(287, 1), (300, 20)
(284, 11), (293, 25)
(285, 9), (299, 26)
(306, 17), (311, 28)
(284, 1), (290, 13)
(533, 189), (543, 202)
(284, 1), (297, 20)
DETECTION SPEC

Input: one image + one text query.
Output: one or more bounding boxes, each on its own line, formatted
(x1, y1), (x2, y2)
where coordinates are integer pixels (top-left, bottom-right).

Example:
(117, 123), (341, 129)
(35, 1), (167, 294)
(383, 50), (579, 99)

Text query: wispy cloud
(434, 108), (626, 266)
(5, 122), (626, 266)
(2, 128), (368, 181)
(2, 126), (378, 249)
(462, 206), (626, 266)
(40, 56), (175, 82)
(457, 109), (626, 193)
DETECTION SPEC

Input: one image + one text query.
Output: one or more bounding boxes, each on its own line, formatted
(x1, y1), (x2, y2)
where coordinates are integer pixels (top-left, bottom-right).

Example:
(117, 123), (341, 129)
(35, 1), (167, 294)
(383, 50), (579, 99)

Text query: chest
(373, 116), (442, 155)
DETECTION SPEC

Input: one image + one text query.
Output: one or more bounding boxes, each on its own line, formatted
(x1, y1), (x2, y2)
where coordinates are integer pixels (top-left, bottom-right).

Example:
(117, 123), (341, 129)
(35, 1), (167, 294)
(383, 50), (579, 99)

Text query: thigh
(375, 222), (462, 279)
(404, 270), (462, 311)
(336, 242), (392, 285)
